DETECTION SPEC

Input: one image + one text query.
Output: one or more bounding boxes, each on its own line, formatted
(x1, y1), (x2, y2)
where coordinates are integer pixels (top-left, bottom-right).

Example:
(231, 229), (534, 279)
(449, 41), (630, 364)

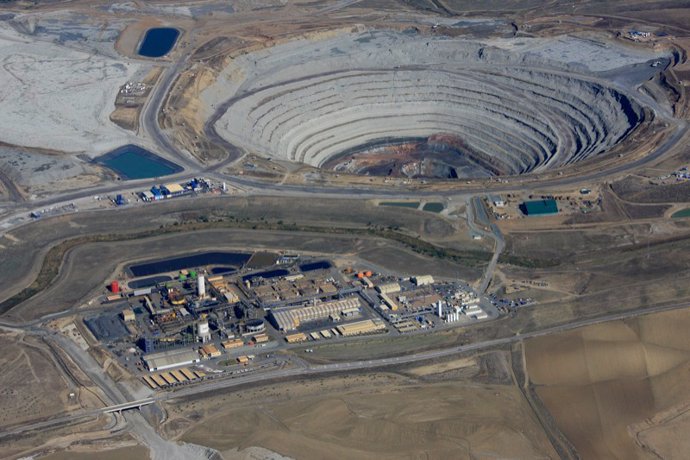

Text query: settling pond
(672, 208), (690, 218)
(129, 252), (251, 277)
(138, 27), (180, 58)
(95, 145), (182, 180)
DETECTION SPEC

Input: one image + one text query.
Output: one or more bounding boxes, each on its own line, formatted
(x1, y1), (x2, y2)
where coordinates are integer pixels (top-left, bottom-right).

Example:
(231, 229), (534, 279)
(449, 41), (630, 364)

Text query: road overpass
(102, 398), (155, 414)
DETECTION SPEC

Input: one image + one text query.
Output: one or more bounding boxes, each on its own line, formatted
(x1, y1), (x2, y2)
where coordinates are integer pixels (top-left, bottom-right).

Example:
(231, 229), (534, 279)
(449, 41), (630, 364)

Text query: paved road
(466, 196), (505, 293)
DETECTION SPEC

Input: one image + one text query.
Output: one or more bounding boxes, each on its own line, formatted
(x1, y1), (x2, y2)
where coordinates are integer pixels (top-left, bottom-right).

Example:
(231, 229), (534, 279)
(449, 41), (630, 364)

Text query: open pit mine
(203, 30), (662, 179)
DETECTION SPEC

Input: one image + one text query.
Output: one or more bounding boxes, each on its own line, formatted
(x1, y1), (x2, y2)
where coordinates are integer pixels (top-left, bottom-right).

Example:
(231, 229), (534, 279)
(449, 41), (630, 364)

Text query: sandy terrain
(39, 445), (149, 460)
(170, 365), (556, 460)
(0, 330), (77, 429)
(525, 307), (690, 459)
(0, 22), (142, 154)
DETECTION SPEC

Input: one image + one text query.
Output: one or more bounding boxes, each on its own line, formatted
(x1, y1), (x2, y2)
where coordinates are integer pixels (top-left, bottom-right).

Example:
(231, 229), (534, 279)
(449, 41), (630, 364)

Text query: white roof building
(144, 349), (200, 372)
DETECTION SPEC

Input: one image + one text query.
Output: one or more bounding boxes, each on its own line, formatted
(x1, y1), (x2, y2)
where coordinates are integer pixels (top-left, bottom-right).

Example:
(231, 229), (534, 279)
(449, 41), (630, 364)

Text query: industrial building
(376, 282), (401, 294)
(144, 349), (201, 372)
(520, 199), (558, 216)
(393, 319), (420, 333)
(221, 338), (244, 349)
(200, 343), (221, 359)
(465, 304), (488, 320)
(270, 297), (361, 331)
(245, 319), (266, 333)
(251, 333), (269, 344)
(285, 332), (307, 343)
(207, 275), (240, 303)
(336, 318), (386, 336)
(121, 308), (135, 322)
(162, 183), (185, 196)
(197, 320), (211, 343)
(489, 195), (505, 207)
(379, 293), (399, 311)
(411, 275), (434, 286)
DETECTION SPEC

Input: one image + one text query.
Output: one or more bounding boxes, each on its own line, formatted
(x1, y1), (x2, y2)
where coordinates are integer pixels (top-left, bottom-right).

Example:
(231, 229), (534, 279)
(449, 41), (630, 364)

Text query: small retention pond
(300, 261), (332, 272)
(138, 27), (180, 58)
(379, 201), (420, 209)
(672, 208), (690, 218)
(422, 202), (445, 213)
(129, 252), (251, 277)
(96, 145), (182, 180)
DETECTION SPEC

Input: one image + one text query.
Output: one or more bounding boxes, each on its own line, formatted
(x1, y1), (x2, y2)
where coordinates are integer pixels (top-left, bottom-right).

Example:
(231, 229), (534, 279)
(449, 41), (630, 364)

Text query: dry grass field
(0, 331), (75, 428)
(525, 307), (690, 459)
(171, 367), (556, 460)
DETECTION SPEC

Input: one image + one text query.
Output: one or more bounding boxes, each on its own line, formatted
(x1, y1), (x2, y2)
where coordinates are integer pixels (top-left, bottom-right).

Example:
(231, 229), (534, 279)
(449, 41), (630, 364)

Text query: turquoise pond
(96, 145), (182, 180)
(672, 208), (690, 218)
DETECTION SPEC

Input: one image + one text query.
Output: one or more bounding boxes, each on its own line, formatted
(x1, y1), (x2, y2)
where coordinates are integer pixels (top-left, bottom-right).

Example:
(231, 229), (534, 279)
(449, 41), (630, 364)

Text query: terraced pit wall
(202, 31), (664, 176)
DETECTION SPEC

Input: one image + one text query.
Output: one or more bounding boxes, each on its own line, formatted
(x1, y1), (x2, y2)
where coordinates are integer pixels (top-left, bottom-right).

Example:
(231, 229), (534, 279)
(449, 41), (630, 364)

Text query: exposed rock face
(207, 31), (655, 176)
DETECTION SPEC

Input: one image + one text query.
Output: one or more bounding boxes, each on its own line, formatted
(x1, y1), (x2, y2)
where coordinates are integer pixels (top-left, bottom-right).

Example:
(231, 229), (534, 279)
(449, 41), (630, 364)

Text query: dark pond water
(299, 261), (332, 272)
(129, 252), (251, 277)
(138, 27), (180, 58)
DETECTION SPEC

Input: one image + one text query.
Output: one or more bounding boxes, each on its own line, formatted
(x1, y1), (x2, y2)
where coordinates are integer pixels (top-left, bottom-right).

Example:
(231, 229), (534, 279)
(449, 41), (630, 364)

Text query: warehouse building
(520, 199), (558, 216)
(222, 338), (244, 349)
(251, 333), (269, 344)
(336, 318), (386, 336)
(285, 332), (307, 343)
(144, 349), (201, 372)
(376, 282), (401, 294)
(379, 293), (399, 311)
(162, 183), (185, 197)
(489, 194), (505, 207)
(270, 297), (361, 331)
(121, 308), (135, 322)
(200, 344), (221, 359)
(412, 275), (434, 286)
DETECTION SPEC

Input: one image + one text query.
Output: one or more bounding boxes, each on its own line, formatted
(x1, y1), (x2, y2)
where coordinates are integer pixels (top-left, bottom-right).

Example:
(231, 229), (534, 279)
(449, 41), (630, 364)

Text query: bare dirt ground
(167, 353), (557, 460)
(524, 307), (690, 459)
(39, 445), (149, 460)
(0, 328), (122, 460)
(0, 331), (75, 428)
(498, 220), (690, 329)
